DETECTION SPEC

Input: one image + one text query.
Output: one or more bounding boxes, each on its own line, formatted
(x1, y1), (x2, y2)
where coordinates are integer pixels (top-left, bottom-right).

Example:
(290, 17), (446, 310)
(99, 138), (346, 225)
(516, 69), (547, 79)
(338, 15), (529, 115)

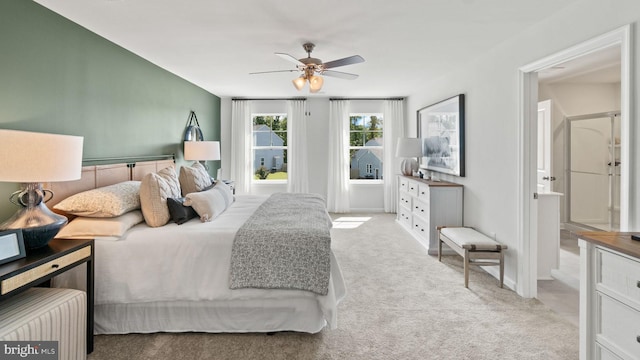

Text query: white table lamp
(184, 141), (220, 169)
(0, 130), (84, 249)
(395, 138), (422, 176)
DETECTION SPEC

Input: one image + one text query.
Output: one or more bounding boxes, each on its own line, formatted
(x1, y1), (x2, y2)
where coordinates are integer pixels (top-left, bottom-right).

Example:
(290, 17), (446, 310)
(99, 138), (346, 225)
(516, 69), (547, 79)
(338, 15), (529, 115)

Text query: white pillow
(183, 187), (227, 222)
(55, 210), (144, 240)
(140, 167), (181, 227)
(179, 162), (213, 196)
(213, 181), (234, 207)
(54, 181), (141, 218)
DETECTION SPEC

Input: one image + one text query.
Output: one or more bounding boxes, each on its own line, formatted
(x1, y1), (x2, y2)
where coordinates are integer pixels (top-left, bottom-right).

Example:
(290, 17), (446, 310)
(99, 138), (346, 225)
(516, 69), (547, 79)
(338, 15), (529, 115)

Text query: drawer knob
(637, 280), (640, 288)
(637, 335), (640, 343)
(52, 264), (60, 269)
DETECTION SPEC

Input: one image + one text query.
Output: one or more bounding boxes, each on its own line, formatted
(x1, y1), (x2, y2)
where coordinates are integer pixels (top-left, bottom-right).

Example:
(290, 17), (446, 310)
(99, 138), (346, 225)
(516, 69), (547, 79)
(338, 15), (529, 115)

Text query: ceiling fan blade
(322, 55), (365, 69)
(275, 53), (304, 65)
(249, 69), (299, 75)
(322, 70), (359, 80)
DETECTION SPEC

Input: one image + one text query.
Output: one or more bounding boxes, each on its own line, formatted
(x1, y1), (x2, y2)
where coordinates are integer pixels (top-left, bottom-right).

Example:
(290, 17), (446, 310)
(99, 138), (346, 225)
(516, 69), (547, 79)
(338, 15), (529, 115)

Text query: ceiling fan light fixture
(308, 75), (323, 93)
(292, 76), (306, 91)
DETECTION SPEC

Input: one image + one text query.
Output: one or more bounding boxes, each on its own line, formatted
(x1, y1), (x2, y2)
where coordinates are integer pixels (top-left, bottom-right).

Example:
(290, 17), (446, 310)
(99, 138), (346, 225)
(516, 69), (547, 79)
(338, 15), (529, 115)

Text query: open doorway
(516, 25), (631, 299)
(538, 45), (622, 283)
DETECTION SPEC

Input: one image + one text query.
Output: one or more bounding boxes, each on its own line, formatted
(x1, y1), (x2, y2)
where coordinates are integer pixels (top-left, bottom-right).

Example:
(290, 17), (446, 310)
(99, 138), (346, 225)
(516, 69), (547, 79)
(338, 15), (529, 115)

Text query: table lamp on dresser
(395, 137), (422, 176)
(0, 129), (84, 250)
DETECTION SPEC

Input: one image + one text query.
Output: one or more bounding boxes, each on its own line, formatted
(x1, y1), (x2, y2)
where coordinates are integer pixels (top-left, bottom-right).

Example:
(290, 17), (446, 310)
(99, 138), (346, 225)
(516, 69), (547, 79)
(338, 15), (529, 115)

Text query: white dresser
(579, 232), (640, 360)
(397, 175), (463, 255)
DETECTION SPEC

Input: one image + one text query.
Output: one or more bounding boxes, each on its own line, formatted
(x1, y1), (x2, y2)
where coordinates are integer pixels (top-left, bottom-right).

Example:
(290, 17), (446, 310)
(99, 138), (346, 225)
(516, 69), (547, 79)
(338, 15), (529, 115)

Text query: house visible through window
(252, 114), (287, 181)
(349, 113), (383, 181)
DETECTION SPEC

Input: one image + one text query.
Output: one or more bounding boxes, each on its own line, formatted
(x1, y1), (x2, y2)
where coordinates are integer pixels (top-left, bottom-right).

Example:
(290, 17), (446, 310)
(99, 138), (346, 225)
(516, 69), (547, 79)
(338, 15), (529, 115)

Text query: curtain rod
(329, 97), (405, 101)
(231, 98), (307, 101)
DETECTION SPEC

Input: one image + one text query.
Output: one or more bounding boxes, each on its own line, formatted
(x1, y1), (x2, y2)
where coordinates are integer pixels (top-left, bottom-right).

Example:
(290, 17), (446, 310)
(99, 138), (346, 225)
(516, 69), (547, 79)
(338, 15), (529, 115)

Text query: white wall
(405, 0), (640, 288)
(220, 98), (398, 211)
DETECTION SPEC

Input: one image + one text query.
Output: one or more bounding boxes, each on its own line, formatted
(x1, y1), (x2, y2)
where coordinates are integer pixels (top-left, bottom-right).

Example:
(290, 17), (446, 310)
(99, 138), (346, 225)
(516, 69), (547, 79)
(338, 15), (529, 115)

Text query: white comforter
(56, 195), (346, 329)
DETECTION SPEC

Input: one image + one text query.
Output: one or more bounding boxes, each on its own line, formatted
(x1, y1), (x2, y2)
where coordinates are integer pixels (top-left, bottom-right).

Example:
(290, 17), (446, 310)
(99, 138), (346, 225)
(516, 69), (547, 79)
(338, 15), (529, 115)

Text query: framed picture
(417, 94), (465, 177)
(0, 229), (26, 266)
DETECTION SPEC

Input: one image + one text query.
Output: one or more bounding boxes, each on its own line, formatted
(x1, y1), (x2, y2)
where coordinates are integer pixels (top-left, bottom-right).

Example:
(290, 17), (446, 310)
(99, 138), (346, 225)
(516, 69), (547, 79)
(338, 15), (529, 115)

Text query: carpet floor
(88, 213), (578, 360)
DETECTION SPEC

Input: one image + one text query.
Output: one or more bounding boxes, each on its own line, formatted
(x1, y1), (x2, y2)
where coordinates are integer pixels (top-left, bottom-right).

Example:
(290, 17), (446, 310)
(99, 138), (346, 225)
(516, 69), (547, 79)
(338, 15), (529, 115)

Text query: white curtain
(230, 100), (252, 194)
(327, 100), (351, 213)
(383, 99), (405, 213)
(286, 99), (308, 193)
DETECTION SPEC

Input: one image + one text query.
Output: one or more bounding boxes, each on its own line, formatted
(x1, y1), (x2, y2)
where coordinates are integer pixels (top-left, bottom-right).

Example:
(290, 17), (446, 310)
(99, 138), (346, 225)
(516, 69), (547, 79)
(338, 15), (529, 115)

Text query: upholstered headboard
(47, 157), (175, 208)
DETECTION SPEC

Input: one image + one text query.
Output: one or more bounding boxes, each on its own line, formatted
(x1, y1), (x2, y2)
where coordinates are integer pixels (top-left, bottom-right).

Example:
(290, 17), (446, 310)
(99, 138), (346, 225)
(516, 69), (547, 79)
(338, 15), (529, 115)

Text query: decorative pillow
(183, 187), (227, 222)
(179, 162), (213, 196)
(213, 181), (234, 207)
(54, 181), (141, 218)
(139, 167), (181, 227)
(167, 197), (198, 225)
(55, 210), (144, 240)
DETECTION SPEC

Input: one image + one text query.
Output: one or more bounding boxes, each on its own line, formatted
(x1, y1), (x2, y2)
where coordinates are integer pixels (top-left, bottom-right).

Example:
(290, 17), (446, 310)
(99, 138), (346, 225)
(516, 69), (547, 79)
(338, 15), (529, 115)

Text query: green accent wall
(0, 0), (221, 221)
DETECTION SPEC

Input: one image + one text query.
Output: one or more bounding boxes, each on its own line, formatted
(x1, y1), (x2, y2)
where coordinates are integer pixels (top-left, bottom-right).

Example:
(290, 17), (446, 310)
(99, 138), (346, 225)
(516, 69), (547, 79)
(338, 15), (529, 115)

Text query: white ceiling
(34, 0), (584, 98)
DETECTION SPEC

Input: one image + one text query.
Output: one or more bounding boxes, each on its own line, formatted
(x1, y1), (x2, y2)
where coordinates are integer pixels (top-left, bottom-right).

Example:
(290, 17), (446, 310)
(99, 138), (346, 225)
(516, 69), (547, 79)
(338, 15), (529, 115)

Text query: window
(252, 114), (287, 181)
(349, 113), (383, 181)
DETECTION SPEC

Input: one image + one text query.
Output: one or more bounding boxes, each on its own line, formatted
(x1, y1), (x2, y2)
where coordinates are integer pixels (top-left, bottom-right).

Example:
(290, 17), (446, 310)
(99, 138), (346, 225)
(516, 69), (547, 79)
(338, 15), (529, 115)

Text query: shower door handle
(542, 176), (556, 181)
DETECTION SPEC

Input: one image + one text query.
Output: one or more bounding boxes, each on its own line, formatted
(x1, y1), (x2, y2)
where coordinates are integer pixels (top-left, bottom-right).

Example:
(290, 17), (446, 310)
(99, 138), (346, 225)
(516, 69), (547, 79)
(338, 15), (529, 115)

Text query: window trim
(348, 112), (384, 183)
(251, 113), (288, 184)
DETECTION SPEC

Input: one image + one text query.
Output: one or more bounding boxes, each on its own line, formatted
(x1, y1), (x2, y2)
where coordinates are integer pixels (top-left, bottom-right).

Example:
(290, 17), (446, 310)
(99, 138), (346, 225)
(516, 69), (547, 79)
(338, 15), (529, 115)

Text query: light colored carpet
(88, 213), (578, 360)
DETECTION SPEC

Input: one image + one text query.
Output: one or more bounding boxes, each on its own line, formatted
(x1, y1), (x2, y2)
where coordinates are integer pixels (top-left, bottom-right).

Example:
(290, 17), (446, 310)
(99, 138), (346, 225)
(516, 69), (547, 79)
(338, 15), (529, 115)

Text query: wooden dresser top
(579, 232), (640, 259)
(400, 175), (463, 187)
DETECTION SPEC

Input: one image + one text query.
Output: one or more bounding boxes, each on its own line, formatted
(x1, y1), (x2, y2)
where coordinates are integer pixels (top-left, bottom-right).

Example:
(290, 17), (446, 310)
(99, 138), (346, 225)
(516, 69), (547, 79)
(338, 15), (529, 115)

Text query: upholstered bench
(0, 287), (86, 360)
(437, 226), (508, 288)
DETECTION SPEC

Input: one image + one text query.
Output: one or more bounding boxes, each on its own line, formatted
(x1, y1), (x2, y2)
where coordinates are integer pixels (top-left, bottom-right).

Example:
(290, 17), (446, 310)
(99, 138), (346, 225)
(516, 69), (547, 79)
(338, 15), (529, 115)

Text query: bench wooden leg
(499, 251), (504, 288)
(438, 236), (442, 262)
(464, 249), (470, 288)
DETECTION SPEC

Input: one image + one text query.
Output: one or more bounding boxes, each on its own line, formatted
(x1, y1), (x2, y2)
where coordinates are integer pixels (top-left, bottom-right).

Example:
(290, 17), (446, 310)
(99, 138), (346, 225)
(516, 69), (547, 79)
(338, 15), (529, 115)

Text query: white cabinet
(397, 175), (463, 255)
(580, 233), (640, 360)
(537, 192), (563, 280)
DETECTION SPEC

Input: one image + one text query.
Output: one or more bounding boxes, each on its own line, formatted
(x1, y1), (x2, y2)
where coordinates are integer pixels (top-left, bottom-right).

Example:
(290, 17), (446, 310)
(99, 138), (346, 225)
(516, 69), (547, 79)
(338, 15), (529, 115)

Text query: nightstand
(223, 180), (235, 194)
(0, 239), (94, 354)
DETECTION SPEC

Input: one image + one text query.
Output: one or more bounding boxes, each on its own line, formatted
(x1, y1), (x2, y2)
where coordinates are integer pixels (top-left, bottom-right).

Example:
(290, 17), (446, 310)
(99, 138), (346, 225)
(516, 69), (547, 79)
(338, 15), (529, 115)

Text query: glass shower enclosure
(566, 111), (621, 231)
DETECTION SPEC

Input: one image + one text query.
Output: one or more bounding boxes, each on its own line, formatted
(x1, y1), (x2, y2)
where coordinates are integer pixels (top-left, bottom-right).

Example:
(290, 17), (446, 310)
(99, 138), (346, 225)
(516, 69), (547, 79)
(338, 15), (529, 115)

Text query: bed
(49, 157), (346, 334)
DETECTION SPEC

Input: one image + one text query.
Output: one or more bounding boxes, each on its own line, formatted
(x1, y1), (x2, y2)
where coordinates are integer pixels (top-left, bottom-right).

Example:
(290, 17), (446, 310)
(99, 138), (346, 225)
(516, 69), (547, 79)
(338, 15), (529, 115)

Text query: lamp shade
(308, 75), (324, 93)
(292, 76), (306, 91)
(395, 138), (422, 158)
(0, 130), (84, 183)
(184, 141), (221, 161)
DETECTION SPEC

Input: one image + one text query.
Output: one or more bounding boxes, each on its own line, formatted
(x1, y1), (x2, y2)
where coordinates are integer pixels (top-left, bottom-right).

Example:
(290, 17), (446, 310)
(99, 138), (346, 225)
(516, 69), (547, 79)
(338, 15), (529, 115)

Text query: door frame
(516, 24), (631, 298)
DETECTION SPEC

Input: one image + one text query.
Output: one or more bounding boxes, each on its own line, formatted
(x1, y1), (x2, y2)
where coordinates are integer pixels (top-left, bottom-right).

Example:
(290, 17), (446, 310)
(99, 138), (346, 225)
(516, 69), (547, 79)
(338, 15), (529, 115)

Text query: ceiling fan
(250, 43), (365, 93)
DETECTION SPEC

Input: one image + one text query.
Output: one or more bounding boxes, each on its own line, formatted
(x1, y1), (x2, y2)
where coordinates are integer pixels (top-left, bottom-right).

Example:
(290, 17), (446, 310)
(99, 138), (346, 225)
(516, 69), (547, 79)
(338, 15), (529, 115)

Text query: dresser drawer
(406, 180), (419, 197)
(412, 198), (429, 217)
(399, 178), (409, 192)
(1, 246), (92, 295)
(596, 343), (623, 360)
(417, 183), (430, 199)
(598, 293), (640, 358)
(598, 248), (640, 307)
(399, 193), (412, 208)
(398, 205), (411, 227)
(412, 216), (429, 239)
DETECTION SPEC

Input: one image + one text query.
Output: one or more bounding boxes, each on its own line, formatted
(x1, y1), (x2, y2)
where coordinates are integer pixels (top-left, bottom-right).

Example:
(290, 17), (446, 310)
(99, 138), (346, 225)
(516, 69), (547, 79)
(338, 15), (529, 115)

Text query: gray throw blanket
(229, 193), (332, 295)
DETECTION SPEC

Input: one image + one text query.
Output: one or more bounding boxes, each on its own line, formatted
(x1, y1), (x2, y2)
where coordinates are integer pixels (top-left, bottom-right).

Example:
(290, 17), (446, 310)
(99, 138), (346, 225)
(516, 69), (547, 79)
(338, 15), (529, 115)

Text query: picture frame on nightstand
(0, 229), (26, 265)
